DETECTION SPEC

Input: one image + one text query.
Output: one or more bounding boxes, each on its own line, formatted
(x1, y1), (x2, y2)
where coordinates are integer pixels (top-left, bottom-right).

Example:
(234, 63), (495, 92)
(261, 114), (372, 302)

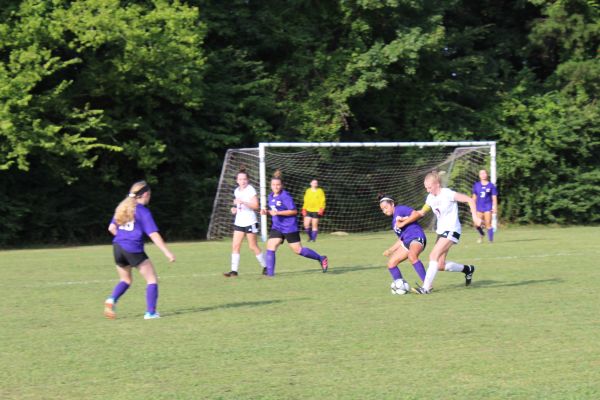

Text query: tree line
(1, 0), (598, 246)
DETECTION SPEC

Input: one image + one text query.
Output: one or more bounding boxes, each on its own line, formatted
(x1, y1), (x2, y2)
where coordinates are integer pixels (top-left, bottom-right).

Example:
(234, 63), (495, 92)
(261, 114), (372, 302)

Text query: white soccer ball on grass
(390, 279), (410, 295)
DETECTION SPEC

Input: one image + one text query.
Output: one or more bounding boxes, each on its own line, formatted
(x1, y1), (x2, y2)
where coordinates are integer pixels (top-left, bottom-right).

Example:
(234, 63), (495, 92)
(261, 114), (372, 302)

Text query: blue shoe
(144, 312), (160, 320)
(320, 256), (328, 273)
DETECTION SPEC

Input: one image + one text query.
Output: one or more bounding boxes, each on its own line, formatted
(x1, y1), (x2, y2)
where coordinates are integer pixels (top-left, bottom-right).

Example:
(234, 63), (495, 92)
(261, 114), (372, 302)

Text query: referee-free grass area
(1, 226), (599, 400)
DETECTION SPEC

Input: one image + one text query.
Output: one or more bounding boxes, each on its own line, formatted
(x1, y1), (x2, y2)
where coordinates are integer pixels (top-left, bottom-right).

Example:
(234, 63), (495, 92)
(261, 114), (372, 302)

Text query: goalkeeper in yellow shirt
(302, 179), (326, 242)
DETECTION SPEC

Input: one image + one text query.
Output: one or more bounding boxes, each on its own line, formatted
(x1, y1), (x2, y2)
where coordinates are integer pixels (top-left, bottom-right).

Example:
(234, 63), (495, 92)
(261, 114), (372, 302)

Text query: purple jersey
(472, 181), (498, 212)
(268, 190), (298, 234)
(392, 205), (426, 241)
(111, 204), (159, 253)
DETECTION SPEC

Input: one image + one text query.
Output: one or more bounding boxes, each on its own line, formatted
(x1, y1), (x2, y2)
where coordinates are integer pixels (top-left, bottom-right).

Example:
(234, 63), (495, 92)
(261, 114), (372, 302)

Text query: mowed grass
(1, 226), (600, 400)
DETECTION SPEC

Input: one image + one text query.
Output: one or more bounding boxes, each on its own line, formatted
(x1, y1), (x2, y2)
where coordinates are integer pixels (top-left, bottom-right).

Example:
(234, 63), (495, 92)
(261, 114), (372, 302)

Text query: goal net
(207, 142), (496, 240)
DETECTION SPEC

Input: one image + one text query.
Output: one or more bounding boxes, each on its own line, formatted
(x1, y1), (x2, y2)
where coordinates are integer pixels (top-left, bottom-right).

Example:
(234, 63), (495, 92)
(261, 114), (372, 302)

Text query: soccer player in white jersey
(223, 167), (267, 277)
(398, 171), (481, 294)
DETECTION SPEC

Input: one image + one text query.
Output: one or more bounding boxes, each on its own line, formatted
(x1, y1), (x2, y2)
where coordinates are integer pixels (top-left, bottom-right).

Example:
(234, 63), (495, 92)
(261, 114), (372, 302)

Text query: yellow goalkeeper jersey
(302, 188), (326, 212)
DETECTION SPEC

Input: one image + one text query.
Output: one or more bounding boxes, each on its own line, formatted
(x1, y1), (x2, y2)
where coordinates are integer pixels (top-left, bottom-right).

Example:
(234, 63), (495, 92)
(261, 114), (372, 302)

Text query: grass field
(1, 226), (600, 399)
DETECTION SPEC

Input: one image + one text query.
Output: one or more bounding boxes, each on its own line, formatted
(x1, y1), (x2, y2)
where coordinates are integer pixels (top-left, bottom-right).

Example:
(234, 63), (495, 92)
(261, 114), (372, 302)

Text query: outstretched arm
(455, 192), (482, 226)
(396, 207), (428, 229)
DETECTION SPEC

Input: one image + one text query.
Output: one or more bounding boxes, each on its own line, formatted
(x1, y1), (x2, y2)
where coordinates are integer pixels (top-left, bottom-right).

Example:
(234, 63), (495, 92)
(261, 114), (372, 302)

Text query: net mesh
(208, 145), (491, 240)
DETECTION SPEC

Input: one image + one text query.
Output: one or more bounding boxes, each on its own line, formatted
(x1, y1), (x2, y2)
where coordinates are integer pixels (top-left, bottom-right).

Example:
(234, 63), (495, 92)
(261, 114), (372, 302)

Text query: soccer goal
(207, 141), (496, 241)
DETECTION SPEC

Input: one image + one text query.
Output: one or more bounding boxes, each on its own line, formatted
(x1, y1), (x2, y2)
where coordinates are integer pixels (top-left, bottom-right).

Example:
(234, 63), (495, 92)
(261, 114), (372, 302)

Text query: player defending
(260, 171), (328, 276)
(302, 179), (326, 242)
(397, 171), (481, 294)
(472, 169), (498, 243)
(378, 195), (427, 284)
(104, 181), (175, 319)
(224, 167), (267, 277)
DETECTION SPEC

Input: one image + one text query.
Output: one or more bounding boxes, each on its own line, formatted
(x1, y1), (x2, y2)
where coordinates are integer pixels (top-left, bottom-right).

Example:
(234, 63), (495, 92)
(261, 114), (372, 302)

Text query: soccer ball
(390, 279), (410, 295)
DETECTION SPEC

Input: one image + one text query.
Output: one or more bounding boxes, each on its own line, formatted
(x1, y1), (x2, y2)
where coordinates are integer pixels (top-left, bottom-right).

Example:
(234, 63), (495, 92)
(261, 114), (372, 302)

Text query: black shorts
(113, 244), (149, 267)
(268, 229), (301, 243)
(234, 223), (259, 234)
(305, 211), (320, 219)
(437, 231), (461, 244)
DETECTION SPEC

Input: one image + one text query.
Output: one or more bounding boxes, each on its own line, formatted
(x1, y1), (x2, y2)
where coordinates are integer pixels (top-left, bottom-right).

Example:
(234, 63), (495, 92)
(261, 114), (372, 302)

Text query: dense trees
(1, 0), (598, 245)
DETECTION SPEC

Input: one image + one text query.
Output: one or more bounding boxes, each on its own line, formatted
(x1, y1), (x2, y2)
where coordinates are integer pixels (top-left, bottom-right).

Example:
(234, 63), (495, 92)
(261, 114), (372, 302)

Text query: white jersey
(234, 185), (258, 227)
(426, 187), (461, 234)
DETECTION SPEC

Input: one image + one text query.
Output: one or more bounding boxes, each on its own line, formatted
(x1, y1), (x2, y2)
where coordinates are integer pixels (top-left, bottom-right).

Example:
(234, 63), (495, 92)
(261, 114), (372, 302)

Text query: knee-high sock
(444, 261), (464, 272)
(476, 226), (484, 236)
(266, 250), (276, 276)
(305, 228), (312, 238)
(412, 260), (426, 282)
(146, 283), (158, 313)
(256, 252), (266, 268)
(300, 247), (322, 261)
(311, 230), (318, 241)
(231, 253), (240, 272)
(488, 229), (494, 242)
(110, 281), (130, 302)
(388, 266), (402, 281)
(423, 261), (439, 291)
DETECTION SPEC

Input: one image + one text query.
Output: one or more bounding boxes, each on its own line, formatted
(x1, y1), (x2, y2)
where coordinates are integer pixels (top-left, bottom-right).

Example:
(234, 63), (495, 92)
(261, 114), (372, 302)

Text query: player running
(378, 195), (427, 284)
(104, 181), (175, 319)
(260, 170), (328, 276)
(224, 166), (267, 277)
(472, 169), (498, 243)
(397, 171), (481, 294)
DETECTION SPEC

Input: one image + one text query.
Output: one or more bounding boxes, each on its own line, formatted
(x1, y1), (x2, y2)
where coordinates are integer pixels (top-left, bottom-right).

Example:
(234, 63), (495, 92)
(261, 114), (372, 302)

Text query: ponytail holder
(128, 193), (136, 198)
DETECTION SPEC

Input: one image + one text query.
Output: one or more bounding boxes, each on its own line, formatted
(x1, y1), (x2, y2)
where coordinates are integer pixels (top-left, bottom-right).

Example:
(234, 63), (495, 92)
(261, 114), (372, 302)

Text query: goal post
(208, 141), (496, 241)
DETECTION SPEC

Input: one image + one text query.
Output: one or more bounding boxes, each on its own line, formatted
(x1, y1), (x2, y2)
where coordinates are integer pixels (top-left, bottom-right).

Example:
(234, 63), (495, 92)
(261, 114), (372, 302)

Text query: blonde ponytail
(114, 181), (148, 225)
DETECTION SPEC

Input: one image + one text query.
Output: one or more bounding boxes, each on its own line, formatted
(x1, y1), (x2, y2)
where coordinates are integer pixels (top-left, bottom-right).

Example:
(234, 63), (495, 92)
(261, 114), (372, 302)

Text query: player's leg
(475, 211), (485, 243)
(415, 237), (453, 293)
(406, 239), (426, 282)
(483, 211), (494, 242)
(304, 216), (313, 241)
(138, 259), (160, 319)
(225, 230), (245, 277)
(105, 264), (132, 319)
(265, 233), (283, 276)
(387, 247), (408, 281)
(289, 234), (328, 272)
(246, 230), (266, 273)
(311, 217), (319, 242)
(441, 242), (476, 286)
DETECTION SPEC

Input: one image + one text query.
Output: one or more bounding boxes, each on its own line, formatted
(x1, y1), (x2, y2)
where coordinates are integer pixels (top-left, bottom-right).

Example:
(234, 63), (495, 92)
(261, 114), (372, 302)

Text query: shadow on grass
(443, 278), (563, 291)
(163, 299), (295, 317)
(278, 264), (380, 276)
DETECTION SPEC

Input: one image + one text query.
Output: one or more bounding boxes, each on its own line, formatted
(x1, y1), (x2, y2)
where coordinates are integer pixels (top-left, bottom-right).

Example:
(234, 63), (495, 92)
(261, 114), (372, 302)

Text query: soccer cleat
(144, 312), (161, 320)
(262, 267), (267, 275)
(477, 237), (483, 244)
(465, 265), (475, 286)
(223, 270), (239, 277)
(411, 286), (431, 295)
(104, 298), (116, 319)
(320, 256), (328, 273)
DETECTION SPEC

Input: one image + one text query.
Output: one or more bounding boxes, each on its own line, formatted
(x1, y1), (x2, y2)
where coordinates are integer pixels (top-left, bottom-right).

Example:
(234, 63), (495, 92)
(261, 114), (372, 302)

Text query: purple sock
(311, 230), (318, 241)
(388, 266), (402, 280)
(300, 247), (321, 261)
(266, 250), (276, 276)
(476, 226), (484, 236)
(305, 228), (311, 239)
(488, 229), (494, 242)
(146, 283), (158, 314)
(412, 260), (426, 282)
(110, 281), (130, 302)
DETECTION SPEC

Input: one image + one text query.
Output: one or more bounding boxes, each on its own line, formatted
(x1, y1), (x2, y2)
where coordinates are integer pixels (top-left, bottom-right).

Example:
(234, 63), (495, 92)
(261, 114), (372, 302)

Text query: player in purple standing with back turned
(378, 195), (427, 285)
(472, 169), (498, 243)
(260, 170), (328, 276)
(104, 181), (175, 320)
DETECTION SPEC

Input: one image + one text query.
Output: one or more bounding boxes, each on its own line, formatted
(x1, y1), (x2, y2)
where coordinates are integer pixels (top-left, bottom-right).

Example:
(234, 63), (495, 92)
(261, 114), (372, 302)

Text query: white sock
(423, 261), (439, 291)
(231, 253), (240, 272)
(256, 252), (266, 268)
(444, 261), (464, 272)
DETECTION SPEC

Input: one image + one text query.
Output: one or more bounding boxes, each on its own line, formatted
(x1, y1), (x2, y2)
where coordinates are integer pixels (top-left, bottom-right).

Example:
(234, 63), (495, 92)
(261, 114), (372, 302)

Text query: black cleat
(465, 265), (475, 286)
(223, 270), (238, 277)
(262, 267), (267, 276)
(411, 286), (431, 295)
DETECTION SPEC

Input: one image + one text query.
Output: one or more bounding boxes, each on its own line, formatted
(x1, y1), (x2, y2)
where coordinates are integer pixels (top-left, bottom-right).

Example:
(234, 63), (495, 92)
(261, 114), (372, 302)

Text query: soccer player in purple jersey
(378, 195), (427, 285)
(472, 169), (498, 243)
(260, 170), (328, 276)
(104, 181), (175, 320)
